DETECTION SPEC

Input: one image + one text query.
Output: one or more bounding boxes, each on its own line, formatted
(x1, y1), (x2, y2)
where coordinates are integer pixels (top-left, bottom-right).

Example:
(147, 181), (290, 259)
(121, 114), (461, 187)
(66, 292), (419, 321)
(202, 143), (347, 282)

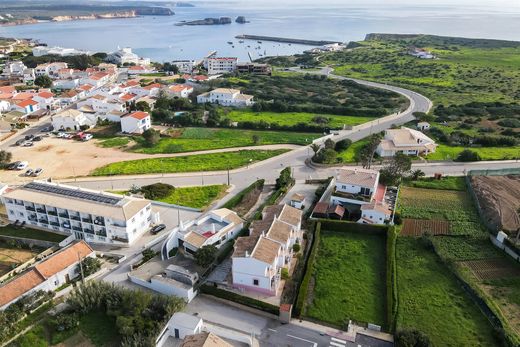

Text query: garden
(0, 226), (67, 243)
(92, 149), (288, 176)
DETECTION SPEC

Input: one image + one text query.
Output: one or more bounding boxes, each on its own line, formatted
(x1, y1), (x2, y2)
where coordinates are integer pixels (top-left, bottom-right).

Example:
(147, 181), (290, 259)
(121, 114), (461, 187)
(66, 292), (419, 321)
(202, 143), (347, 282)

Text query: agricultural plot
(401, 219), (450, 236)
(398, 187), (485, 236)
(462, 258), (520, 281)
(305, 230), (386, 327)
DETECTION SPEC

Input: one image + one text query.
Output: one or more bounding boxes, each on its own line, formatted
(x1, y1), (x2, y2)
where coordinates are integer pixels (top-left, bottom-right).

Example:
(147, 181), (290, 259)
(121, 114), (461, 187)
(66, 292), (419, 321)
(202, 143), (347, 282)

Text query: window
(253, 279), (259, 286)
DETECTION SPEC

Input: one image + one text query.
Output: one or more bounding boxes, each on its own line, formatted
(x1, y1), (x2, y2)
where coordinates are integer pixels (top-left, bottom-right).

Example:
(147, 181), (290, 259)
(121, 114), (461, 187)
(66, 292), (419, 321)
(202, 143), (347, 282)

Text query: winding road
(58, 68), (520, 199)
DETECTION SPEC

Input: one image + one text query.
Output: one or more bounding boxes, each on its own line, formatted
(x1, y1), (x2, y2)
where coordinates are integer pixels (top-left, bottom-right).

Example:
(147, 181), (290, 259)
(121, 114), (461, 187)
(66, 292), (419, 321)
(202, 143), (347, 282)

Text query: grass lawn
(426, 144), (520, 161)
(396, 238), (497, 347)
(129, 128), (319, 154)
(79, 310), (120, 346)
(0, 226), (66, 243)
(336, 138), (369, 162)
(92, 149), (288, 176)
(97, 137), (130, 148)
(114, 185), (228, 209)
(223, 110), (375, 129)
(306, 230), (386, 327)
(405, 176), (466, 191)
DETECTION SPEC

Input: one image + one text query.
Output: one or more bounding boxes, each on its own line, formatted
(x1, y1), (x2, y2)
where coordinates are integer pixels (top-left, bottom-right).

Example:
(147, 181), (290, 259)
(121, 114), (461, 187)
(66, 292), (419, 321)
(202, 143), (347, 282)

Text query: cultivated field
(305, 230), (386, 327)
(470, 175), (520, 233)
(400, 219), (450, 237)
(462, 258), (520, 281)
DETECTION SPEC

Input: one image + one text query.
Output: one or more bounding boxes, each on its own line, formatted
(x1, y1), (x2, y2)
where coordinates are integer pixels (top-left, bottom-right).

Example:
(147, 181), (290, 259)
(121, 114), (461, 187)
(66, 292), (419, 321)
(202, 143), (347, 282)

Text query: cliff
(52, 11), (137, 22)
(176, 16), (232, 26)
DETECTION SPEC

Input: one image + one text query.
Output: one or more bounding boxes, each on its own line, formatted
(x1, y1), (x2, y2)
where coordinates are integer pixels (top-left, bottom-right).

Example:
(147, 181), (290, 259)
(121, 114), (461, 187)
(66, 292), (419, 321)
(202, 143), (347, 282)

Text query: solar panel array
(24, 182), (122, 205)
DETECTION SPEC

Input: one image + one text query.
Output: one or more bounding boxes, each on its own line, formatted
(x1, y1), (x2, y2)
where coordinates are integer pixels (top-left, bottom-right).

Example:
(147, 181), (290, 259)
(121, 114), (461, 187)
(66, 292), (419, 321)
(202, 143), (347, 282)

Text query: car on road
(16, 161), (28, 170)
(15, 139), (25, 146)
(24, 169), (33, 176)
(81, 134), (93, 141)
(41, 126), (53, 132)
(64, 133), (74, 139)
(150, 224), (166, 235)
(8, 161), (21, 170)
(24, 134), (34, 141)
(21, 141), (33, 147)
(33, 168), (44, 176)
(56, 132), (67, 138)
(32, 136), (43, 141)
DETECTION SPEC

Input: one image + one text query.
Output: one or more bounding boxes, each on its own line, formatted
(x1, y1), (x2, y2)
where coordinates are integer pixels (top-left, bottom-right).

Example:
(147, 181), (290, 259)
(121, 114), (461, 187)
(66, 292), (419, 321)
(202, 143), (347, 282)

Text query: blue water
(1, 0), (520, 62)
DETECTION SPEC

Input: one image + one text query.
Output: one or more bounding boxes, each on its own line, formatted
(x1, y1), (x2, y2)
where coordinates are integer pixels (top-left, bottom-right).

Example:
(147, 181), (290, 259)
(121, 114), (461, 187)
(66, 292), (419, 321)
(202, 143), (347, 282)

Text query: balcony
(25, 206), (35, 212)
(38, 219), (48, 225)
(36, 208), (47, 214)
(331, 188), (372, 202)
(70, 215), (80, 221)
(72, 226), (82, 232)
(112, 236), (128, 243)
(82, 218), (93, 224)
(83, 228), (94, 234)
(50, 221), (60, 227)
(47, 210), (58, 216)
(61, 223), (71, 229)
(58, 213), (69, 218)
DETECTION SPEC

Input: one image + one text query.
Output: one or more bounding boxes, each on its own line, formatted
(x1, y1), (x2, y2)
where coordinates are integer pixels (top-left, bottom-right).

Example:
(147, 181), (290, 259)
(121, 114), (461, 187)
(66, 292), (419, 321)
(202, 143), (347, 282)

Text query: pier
(235, 34), (342, 46)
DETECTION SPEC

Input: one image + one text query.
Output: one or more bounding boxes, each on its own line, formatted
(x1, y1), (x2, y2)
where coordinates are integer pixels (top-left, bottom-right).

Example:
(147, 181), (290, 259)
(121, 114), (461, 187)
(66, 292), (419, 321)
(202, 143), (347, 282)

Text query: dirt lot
(3, 136), (175, 183)
(401, 218), (451, 237)
(0, 245), (39, 276)
(470, 175), (520, 233)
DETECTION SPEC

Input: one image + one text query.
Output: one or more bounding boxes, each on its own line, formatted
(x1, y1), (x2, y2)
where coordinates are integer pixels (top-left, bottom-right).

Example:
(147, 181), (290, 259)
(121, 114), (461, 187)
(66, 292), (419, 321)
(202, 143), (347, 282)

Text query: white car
(82, 134), (93, 141)
(21, 141), (33, 147)
(16, 161), (28, 170)
(33, 168), (44, 176)
(56, 132), (66, 138)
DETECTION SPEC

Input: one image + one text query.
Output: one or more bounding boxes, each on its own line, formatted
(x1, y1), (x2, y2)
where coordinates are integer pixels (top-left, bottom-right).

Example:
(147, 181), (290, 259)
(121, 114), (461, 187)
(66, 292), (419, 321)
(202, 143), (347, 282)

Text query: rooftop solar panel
(24, 182), (122, 205)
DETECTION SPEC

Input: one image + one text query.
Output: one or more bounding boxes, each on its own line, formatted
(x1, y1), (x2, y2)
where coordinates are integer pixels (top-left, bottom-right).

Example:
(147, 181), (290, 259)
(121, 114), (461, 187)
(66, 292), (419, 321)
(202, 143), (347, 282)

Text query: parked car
(56, 132), (66, 138)
(16, 161), (28, 170)
(25, 169), (34, 176)
(24, 134), (34, 141)
(82, 134), (93, 141)
(8, 161), (21, 170)
(64, 134), (74, 139)
(21, 141), (33, 147)
(15, 139), (25, 146)
(33, 168), (44, 176)
(150, 224), (166, 235)
(41, 126), (53, 132)
(32, 136), (43, 141)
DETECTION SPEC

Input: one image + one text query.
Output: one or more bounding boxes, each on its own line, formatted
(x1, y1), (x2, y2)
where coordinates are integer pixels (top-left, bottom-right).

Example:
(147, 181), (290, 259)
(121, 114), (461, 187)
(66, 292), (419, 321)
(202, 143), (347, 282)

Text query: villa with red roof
(11, 98), (39, 115)
(33, 91), (56, 110)
(167, 84), (193, 98)
(120, 111), (151, 134)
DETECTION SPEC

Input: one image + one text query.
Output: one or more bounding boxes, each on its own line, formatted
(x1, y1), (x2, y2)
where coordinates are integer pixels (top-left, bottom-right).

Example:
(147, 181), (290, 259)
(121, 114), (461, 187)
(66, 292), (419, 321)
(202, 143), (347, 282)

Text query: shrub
(140, 183), (175, 200)
(195, 245), (218, 267)
(142, 128), (160, 146)
(78, 257), (102, 277)
(281, 268), (289, 280)
(292, 243), (301, 253)
(51, 313), (79, 332)
(276, 167), (294, 190)
(200, 284), (279, 315)
(395, 329), (432, 347)
(335, 139), (352, 151)
(455, 149), (481, 162)
(222, 179), (264, 209)
(141, 249), (157, 263)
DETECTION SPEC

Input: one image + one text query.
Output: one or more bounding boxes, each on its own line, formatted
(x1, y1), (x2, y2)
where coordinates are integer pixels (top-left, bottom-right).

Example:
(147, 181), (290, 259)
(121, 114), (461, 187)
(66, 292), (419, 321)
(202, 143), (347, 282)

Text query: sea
(1, 0), (520, 62)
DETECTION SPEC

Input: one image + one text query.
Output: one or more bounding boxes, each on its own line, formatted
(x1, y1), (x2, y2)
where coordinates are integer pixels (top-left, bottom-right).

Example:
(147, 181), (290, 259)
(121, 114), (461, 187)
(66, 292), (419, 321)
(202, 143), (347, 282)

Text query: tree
(380, 152), (412, 185)
(455, 149), (481, 162)
(78, 257), (102, 277)
(335, 139), (352, 152)
(140, 183), (174, 200)
(276, 167), (293, 190)
(310, 143), (320, 156)
(34, 75), (52, 88)
(410, 169), (425, 181)
(314, 148), (338, 164)
(252, 134), (260, 145)
(195, 245), (218, 267)
(162, 62), (180, 74)
(142, 128), (160, 147)
(135, 101), (151, 112)
(358, 134), (381, 168)
(324, 138), (335, 149)
(0, 150), (12, 168)
(395, 329), (432, 347)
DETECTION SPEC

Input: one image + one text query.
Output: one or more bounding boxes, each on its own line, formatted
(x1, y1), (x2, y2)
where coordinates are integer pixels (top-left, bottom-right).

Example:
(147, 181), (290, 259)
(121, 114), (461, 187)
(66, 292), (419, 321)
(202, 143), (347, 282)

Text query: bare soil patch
(401, 218), (450, 236)
(462, 258), (520, 281)
(470, 175), (520, 233)
(0, 246), (39, 276)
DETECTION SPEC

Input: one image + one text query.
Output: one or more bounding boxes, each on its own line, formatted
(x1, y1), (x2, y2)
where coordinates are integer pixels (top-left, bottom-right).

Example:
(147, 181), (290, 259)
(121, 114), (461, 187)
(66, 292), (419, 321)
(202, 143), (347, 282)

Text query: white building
(52, 109), (95, 131)
(1, 61), (26, 78)
(32, 46), (91, 57)
(77, 95), (126, 115)
(11, 99), (39, 115)
(1, 181), (154, 246)
(32, 91), (56, 111)
(197, 88), (254, 107)
(330, 167), (381, 207)
(120, 111), (151, 134)
(107, 47), (150, 66)
(206, 57), (237, 75)
(417, 121), (431, 131)
(167, 84), (194, 98)
(232, 204), (302, 296)
(0, 241), (95, 310)
(359, 202), (392, 225)
(35, 62), (68, 78)
(171, 60), (198, 73)
(53, 78), (81, 90)
(376, 127), (437, 157)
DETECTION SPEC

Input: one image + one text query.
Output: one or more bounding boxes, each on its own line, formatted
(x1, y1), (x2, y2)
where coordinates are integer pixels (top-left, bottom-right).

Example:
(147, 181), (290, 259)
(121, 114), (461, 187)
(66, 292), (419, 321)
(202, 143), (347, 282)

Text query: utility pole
(227, 167), (230, 186)
(177, 208), (180, 226)
(78, 252), (85, 284)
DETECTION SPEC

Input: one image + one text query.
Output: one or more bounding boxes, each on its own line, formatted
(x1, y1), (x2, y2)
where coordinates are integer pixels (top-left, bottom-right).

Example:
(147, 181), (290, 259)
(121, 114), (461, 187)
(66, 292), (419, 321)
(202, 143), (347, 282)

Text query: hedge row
(386, 227), (398, 332)
(294, 222), (321, 317)
(200, 284), (279, 316)
(316, 219), (389, 235)
(222, 179), (265, 210)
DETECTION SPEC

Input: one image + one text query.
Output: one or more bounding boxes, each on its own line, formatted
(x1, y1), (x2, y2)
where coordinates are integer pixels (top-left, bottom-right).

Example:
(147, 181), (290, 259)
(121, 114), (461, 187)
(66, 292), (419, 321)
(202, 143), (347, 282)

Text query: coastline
(0, 12), (139, 27)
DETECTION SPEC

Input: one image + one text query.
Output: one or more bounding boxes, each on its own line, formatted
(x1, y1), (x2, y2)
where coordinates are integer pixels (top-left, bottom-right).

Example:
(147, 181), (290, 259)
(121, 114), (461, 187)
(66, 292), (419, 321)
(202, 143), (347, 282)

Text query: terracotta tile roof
(35, 241), (94, 278)
(12, 92), (34, 101)
(361, 202), (392, 215)
(0, 93), (14, 100)
(266, 219), (292, 244)
(126, 111), (149, 120)
(313, 202), (329, 215)
(327, 204), (345, 217)
(120, 93), (136, 101)
(91, 94), (106, 100)
(128, 65), (145, 71)
(169, 84), (193, 92)
(233, 236), (259, 257)
(290, 193), (305, 202)
(78, 84), (93, 91)
(278, 205), (303, 227)
(184, 231), (207, 248)
(211, 88), (240, 94)
(16, 99), (38, 107)
(193, 75), (208, 81)
(249, 219), (272, 236)
(336, 167), (379, 188)
(0, 86), (16, 94)
(143, 83), (161, 90)
(37, 91), (54, 99)
(60, 90), (78, 98)
(122, 80), (140, 88)
(0, 269), (45, 307)
(251, 237), (280, 265)
(181, 332), (232, 347)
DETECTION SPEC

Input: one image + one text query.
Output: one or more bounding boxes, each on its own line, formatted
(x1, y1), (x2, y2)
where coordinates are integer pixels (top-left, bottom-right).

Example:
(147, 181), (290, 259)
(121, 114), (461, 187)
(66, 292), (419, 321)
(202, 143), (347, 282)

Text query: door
(174, 329), (179, 339)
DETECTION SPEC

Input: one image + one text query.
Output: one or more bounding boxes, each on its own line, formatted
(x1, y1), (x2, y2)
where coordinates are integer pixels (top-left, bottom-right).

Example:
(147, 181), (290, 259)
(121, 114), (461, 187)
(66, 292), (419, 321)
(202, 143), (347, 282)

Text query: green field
(125, 128), (319, 154)
(114, 185), (228, 209)
(398, 187), (485, 236)
(223, 110), (375, 129)
(92, 149), (288, 176)
(405, 176), (466, 191)
(336, 138), (370, 162)
(396, 238), (497, 347)
(426, 144), (520, 161)
(0, 226), (66, 243)
(306, 230), (386, 327)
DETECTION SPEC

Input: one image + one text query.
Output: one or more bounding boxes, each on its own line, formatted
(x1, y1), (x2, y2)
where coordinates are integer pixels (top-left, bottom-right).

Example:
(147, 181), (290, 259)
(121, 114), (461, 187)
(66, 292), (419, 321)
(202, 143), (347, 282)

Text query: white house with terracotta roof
(232, 204), (302, 296)
(77, 95), (126, 115)
(359, 202), (392, 225)
(0, 241), (95, 310)
(32, 91), (56, 110)
(130, 83), (161, 97)
(167, 84), (193, 98)
(51, 109), (95, 130)
(120, 111), (151, 134)
(331, 167), (383, 207)
(56, 90), (79, 105)
(376, 127), (437, 157)
(11, 99), (39, 115)
(35, 62), (68, 77)
(52, 78), (81, 90)
(197, 88), (254, 107)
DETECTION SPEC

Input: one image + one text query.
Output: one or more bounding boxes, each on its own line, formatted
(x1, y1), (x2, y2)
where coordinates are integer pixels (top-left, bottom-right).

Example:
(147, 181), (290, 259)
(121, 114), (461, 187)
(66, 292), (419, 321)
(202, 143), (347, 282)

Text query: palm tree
(410, 169), (426, 181)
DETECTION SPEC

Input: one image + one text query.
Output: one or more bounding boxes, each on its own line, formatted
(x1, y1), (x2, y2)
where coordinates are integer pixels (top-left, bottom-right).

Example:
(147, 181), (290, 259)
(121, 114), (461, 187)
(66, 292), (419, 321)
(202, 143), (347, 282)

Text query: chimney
(245, 250), (249, 257)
